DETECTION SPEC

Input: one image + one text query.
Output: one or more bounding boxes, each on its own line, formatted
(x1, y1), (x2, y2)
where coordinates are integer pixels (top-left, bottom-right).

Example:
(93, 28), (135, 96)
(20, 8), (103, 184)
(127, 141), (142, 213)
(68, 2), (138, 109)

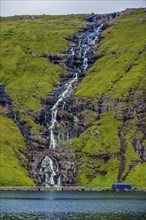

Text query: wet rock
(0, 85), (12, 108)
(132, 138), (146, 161)
(30, 148), (76, 185)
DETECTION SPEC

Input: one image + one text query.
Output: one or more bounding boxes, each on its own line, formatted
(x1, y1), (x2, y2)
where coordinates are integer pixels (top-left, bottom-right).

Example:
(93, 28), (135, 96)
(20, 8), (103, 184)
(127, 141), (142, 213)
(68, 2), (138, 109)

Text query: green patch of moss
(89, 158), (120, 187)
(67, 112), (121, 186)
(77, 110), (97, 126)
(0, 116), (35, 186)
(125, 163), (146, 189)
(4, 56), (63, 111)
(121, 121), (140, 180)
(19, 115), (41, 135)
(71, 112), (121, 155)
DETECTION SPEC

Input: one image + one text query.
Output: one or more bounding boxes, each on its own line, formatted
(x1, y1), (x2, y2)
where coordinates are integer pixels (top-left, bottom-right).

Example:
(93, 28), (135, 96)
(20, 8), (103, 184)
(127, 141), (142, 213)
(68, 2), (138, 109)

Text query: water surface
(0, 191), (146, 219)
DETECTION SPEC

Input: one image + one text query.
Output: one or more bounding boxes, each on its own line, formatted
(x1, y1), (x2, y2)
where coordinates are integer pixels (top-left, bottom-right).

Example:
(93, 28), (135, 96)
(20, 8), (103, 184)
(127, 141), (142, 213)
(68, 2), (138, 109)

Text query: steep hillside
(0, 109), (34, 186)
(0, 15), (85, 186)
(0, 9), (145, 188)
(68, 9), (146, 188)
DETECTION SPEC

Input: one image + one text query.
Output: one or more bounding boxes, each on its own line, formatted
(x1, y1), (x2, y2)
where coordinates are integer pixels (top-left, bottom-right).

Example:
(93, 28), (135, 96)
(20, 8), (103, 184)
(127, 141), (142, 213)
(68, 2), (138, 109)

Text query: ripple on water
(1, 212), (146, 220)
(1, 191), (146, 220)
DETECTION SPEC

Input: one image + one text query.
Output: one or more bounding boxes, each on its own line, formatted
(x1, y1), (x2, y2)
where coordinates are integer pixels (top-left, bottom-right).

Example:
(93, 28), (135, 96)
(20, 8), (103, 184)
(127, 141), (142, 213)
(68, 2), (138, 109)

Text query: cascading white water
(40, 156), (60, 186)
(44, 22), (104, 186)
(42, 16), (119, 186)
(71, 48), (75, 56)
(49, 22), (104, 151)
(49, 71), (78, 149)
(83, 57), (88, 70)
(39, 13), (120, 186)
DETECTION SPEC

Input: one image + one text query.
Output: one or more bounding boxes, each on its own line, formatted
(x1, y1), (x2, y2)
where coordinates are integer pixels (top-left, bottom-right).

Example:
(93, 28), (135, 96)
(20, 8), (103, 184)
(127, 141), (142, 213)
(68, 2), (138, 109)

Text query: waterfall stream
(40, 156), (61, 186)
(49, 71), (78, 149)
(49, 22), (104, 150)
(39, 13), (119, 186)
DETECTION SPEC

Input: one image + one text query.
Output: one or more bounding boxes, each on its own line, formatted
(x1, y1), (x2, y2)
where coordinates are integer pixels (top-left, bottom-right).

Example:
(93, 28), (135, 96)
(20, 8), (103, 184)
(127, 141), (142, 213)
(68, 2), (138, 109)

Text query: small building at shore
(112, 183), (132, 190)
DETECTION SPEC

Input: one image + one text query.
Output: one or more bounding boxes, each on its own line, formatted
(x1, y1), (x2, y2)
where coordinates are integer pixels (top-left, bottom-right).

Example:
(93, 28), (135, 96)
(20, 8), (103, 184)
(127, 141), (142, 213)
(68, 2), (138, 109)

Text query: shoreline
(0, 186), (146, 192)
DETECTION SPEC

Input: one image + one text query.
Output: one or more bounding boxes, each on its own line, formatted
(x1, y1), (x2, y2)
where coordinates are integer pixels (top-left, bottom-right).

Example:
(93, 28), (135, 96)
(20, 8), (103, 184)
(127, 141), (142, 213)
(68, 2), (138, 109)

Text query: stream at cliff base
(0, 191), (146, 219)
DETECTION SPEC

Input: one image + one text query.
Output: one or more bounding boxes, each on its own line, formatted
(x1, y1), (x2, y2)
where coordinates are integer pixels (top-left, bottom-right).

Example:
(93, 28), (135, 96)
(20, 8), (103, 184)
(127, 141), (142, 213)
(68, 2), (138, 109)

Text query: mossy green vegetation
(89, 158), (121, 187)
(125, 163), (146, 188)
(121, 120), (140, 180)
(71, 112), (121, 155)
(69, 112), (145, 188)
(0, 15), (85, 111)
(19, 115), (41, 135)
(4, 56), (62, 111)
(77, 110), (97, 126)
(75, 9), (145, 98)
(67, 112), (122, 186)
(0, 115), (35, 186)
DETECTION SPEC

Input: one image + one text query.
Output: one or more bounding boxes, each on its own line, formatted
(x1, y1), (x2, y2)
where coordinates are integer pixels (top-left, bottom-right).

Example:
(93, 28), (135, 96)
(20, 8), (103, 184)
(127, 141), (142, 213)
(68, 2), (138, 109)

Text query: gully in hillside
(39, 16), (109, 187)
(49, 20), (104, 150)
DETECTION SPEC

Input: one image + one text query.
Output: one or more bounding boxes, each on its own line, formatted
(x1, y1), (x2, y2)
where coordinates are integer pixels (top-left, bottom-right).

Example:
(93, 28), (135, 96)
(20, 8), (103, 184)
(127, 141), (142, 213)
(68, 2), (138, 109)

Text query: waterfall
(49, 71), (78, 149)
(40, 156), (60, 186)
(49, 22), (104, 150)
(83, 57), (88, 70)
(71, 48), (75, 56)
(43, 14), (119, 186)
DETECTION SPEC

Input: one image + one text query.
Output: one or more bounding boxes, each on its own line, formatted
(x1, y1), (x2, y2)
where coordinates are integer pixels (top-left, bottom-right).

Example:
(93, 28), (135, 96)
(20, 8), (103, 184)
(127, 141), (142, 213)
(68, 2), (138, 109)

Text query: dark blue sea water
(0, 191), (146, 219)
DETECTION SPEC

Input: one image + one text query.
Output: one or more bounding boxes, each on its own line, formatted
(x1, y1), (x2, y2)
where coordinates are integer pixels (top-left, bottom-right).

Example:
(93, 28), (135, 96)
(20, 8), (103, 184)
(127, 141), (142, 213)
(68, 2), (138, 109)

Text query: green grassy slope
(0, 15), (84, 111)
(67, 112), (122, 187)
(0, 112), (35, 186)
(67, 112), (141, 187)
(68, 9), (146, 188)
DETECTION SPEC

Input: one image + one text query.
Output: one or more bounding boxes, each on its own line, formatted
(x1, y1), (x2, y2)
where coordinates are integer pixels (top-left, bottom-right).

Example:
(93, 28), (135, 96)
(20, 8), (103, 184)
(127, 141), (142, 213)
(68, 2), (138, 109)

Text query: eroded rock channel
(29, 13), (120, 186)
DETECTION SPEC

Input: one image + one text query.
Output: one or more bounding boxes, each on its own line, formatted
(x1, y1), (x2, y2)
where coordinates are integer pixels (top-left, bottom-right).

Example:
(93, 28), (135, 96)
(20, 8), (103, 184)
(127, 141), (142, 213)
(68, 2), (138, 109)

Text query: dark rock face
(133, 139), (145, 161)
(0, 85), (11, 107)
